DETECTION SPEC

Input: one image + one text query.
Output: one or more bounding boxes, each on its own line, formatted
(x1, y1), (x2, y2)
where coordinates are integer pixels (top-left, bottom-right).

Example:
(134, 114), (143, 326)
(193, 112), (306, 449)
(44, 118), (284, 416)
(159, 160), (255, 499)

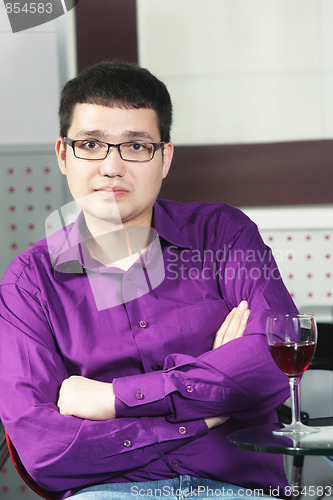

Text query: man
(0, 61), (297, 499)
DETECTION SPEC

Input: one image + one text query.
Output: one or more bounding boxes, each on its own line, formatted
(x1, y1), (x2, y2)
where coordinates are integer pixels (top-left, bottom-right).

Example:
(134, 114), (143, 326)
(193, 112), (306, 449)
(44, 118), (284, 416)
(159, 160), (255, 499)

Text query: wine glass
(266, 314), (319, 436)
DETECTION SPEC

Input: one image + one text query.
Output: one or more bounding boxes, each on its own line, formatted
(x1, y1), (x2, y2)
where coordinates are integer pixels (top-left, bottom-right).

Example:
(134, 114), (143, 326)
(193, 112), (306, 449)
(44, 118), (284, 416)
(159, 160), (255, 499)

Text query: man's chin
(81, 206), (124, 233)
(77, 196), (121, 222)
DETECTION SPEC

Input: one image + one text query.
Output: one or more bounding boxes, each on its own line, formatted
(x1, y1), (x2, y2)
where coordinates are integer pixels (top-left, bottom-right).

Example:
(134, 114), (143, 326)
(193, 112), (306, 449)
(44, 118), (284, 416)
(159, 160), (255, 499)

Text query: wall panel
(137, 0), (332, 146)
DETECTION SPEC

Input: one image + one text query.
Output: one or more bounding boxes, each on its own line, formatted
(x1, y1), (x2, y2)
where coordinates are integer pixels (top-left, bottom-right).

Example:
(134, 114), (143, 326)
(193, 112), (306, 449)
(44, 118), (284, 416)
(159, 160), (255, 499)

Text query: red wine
(269, 341), (316, 377)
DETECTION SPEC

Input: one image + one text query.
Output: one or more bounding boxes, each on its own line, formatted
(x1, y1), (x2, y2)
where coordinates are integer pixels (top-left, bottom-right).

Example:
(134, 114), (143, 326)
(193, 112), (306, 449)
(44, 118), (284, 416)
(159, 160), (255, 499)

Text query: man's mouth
(95, 186), (129, 199)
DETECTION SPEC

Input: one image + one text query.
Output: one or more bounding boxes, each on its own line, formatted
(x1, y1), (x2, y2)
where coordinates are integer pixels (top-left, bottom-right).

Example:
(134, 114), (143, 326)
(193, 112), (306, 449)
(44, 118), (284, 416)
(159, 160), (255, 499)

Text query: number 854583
(5, 3), (52, 14)
(285, 486), (332, 498)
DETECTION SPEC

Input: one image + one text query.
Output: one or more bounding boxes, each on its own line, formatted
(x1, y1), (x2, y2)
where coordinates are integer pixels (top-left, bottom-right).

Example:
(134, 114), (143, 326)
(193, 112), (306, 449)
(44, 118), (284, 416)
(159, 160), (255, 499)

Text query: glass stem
(289, 376), (301, 425)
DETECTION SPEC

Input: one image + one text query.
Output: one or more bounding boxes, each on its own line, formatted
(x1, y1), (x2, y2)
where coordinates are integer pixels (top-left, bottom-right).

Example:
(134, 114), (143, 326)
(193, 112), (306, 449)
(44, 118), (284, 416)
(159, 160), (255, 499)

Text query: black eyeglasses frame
(63, 137), (165, 163)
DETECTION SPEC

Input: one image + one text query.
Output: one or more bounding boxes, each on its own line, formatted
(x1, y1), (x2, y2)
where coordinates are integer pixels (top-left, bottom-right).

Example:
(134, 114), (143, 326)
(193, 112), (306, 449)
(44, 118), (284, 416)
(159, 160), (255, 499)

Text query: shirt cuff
(114, 371), (172, 418)
(153, 417), (209, 452)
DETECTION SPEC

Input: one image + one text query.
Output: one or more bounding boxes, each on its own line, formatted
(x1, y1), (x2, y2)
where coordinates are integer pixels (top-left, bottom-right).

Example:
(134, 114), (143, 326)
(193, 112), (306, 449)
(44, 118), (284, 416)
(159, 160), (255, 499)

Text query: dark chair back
(310, 322), (333, 370)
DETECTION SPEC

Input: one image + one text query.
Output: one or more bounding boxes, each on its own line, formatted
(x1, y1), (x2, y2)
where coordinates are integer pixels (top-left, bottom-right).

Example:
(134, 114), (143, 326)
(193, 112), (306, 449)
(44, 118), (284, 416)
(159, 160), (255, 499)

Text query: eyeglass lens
(74, 141), (155, 161)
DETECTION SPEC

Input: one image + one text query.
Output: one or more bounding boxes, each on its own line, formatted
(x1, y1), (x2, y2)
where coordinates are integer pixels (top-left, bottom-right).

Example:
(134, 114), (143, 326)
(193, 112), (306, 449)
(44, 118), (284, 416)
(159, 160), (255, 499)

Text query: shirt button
(178, 426), (186, 435)
(151, 362), (162, 371)
(127, 273), (134, 281)
(172, 459), (180, 467)
(136, 391), (144, 400)
(139, 320), (148, 328)
(123, 439), (131, 447)
(186, 385), (194, 393)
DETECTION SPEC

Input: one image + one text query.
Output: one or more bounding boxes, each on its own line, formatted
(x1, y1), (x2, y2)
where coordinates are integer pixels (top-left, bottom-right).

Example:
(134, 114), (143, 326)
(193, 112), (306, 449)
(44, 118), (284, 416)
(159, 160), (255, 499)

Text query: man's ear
(55, 137), (67, 175)
(162, 142), (174, 179)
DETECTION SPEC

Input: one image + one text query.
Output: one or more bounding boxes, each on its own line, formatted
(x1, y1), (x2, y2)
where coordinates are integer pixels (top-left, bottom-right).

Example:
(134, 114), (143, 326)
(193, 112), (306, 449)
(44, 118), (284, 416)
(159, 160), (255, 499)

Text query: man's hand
(58, 375), (116, 420)
(212, 300), (250, 350)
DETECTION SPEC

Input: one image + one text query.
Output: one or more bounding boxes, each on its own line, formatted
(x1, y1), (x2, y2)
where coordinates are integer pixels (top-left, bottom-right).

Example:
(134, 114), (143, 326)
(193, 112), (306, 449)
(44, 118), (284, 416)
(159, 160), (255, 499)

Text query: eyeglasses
(63, 137), (164, 162)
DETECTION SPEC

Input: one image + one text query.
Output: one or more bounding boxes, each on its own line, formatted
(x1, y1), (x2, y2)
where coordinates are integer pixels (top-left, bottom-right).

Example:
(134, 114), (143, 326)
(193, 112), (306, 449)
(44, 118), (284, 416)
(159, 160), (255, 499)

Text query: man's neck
(82, 213), (154, 269)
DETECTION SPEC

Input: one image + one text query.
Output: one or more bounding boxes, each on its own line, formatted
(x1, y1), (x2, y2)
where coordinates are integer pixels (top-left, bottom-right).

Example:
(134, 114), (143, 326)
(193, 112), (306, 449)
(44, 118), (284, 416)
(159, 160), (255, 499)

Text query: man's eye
(129, 143), (147, 151)
(83, 141), (101, 150)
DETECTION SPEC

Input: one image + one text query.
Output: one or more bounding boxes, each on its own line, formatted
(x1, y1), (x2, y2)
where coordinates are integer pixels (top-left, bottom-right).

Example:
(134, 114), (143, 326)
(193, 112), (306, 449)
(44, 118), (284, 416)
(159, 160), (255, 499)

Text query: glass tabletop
(228, 423), (333, 456)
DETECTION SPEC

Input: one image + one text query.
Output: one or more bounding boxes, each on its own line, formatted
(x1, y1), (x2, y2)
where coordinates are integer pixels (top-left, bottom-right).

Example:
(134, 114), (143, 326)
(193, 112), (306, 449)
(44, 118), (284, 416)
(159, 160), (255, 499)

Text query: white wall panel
(321, 0), (333, 71)
(242, 205), (333, 317)
(0, 4), (76, 145)
(0, 144), (68, 279)
(323, 75), (333, 139)
(0, 4), (10, 30)
(138, 0), (321, 76)
(137, 0), (333, 145)
(0, 31), (60, 145)
(168, 74), (322, 145)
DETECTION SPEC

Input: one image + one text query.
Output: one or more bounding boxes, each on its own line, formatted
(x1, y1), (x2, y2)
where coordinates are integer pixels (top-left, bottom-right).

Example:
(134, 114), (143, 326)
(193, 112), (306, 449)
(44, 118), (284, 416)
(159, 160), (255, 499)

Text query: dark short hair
(59, 61), (173, 142)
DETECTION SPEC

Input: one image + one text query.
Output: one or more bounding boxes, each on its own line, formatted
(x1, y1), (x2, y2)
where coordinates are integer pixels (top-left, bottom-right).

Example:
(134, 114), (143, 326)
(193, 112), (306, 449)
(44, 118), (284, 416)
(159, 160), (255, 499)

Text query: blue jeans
(69, 475), (272, 499)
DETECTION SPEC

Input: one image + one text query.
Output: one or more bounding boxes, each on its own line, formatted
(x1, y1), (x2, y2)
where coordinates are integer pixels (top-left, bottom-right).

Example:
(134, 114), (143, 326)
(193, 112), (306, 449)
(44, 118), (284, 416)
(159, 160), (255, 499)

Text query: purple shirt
(0, 200), (296, 498)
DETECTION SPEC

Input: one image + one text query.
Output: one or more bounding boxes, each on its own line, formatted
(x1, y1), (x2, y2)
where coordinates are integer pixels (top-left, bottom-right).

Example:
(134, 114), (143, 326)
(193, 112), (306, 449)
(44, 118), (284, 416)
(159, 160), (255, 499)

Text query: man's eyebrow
(75, 130), (155, 141)
(122, 130), (155, 140)
(76, 130), (108, 139)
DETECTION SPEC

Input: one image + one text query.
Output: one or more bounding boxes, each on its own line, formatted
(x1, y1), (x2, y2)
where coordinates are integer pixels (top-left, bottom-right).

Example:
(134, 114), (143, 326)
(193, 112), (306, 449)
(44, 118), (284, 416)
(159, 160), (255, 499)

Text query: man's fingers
(231, 301), (250, 338)
(212, 301), (250, 349)
(212, 308), (236, 349)
(236, 308), (250, 338)
(223, 301), (250, 343)
(205, 415), (230, 429)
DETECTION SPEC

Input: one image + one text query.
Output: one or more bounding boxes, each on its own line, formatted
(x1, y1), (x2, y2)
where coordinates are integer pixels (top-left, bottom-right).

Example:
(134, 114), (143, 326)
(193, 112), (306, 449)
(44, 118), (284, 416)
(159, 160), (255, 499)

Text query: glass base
(273, 421), (320, 437)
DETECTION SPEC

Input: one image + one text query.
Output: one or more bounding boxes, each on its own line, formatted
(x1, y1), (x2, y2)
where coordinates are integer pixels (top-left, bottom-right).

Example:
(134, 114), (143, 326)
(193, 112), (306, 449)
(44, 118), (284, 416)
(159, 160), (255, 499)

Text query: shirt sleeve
(114, 221), (297, 422)
(0, 282), (208, 492)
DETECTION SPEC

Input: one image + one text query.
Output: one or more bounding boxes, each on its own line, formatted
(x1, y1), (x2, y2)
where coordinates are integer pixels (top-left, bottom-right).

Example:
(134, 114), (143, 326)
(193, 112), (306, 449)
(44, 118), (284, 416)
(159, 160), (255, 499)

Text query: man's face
(56, 104), (173, 232)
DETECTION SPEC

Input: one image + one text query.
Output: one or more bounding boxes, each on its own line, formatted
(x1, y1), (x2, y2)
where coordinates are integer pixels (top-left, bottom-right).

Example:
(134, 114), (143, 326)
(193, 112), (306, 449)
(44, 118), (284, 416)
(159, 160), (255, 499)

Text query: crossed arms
(58, 301), (251, 428)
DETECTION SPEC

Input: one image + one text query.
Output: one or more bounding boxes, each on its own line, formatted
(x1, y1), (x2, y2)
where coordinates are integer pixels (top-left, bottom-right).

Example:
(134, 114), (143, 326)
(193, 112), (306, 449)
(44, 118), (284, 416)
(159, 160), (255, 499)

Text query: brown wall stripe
(75, 0), (138, 73)
(160, 140), (333, 207)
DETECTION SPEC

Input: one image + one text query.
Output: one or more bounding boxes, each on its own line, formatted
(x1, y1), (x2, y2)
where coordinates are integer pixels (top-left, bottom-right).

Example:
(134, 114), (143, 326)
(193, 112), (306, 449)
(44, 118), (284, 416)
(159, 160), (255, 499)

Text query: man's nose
(99, 147), (126, 177)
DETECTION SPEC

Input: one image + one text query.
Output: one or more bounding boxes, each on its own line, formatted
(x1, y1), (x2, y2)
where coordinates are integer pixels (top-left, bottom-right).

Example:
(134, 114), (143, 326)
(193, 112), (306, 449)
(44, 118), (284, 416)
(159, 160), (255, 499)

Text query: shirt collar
(48, 200), (191, 274)
(153, 200), (192, 249)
